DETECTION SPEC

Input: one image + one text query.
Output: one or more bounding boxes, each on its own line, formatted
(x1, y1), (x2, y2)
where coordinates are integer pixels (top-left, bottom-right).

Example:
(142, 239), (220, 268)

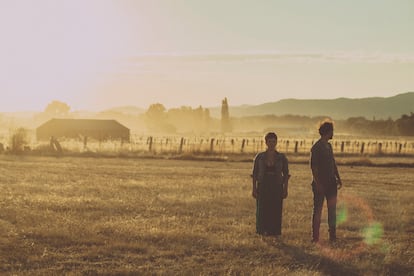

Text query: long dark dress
(253, 152), (289, 235)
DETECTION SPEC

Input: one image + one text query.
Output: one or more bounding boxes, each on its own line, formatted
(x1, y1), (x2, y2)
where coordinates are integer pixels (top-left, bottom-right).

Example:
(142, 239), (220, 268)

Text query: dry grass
(0, 155), (413, 275)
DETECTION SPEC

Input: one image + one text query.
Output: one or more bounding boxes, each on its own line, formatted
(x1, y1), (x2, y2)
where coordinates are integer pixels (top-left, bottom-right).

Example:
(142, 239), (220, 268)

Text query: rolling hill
(209, 92), (414, 119)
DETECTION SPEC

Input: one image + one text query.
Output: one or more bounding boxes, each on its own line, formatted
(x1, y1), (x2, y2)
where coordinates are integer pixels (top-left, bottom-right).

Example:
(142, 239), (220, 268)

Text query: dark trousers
(257, 177), (283, 235)
(312, 184), (337, 241)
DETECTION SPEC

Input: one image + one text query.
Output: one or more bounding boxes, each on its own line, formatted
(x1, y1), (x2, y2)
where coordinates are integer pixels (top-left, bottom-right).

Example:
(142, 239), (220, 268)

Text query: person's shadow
(265, 239), (412, 276)
(266, 239), (361, 276)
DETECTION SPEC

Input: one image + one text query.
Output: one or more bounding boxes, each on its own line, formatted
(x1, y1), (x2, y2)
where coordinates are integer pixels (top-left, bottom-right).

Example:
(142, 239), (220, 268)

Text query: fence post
(210, 138), (215, 153)
(179, 137), (184, 154)
(294, 141), (298, 153)
(199, 139), (204, 152)
(360, 142), (365, 154)
(341, 142), (345, 153)
(241, 139), (246, 153)
(148, 136), (153, 152)
(83, 136), (88, 150)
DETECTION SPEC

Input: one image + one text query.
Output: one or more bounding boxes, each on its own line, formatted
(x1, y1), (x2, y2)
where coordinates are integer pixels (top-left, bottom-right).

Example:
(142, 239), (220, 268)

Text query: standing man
(310, 121), (342, 243)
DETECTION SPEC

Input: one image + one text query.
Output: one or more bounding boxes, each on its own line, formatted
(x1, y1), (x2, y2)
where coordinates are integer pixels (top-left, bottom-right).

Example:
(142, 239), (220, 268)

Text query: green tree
(396, 113), (414, 136)
(44, 100), (70, 117)
(145, 103), (166, 122)
(34, 100), (71, 124)
(221, 97), (232, 133)
(203, 108), (211, 132)
(144, 103), (175, 133)
(10, 128), (29, 153)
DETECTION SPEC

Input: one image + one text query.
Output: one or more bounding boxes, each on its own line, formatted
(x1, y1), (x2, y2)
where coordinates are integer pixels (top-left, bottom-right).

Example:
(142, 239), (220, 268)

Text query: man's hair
(319, 121), (334, 136)
(265, 132), (278, 142)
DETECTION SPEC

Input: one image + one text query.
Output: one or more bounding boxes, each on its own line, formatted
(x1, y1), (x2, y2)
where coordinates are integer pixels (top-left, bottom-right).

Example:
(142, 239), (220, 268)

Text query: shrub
(10, 128), (29, 153)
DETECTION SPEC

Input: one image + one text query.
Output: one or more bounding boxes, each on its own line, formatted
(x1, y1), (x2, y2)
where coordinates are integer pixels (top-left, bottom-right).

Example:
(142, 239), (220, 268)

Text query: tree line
(2, 100), (412, 137)
(142, 101), (414, 136)
(336, 113), (414, 136)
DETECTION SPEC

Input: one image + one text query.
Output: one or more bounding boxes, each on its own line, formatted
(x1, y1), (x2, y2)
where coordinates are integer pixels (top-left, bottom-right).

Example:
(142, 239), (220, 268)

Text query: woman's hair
(264, 132), (278, 142)
(319, 121), (334, 136)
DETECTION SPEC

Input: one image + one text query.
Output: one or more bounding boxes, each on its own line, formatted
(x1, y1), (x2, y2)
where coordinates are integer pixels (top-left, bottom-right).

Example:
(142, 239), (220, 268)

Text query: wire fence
(30, 135), (414, 156)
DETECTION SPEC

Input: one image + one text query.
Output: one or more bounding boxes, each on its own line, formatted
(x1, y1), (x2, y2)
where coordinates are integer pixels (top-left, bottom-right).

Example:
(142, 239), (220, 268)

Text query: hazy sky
(1, 0), (413, 112)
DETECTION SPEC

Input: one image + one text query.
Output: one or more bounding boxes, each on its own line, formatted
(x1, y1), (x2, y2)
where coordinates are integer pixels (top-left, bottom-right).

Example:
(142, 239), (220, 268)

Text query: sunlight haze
(1, 0), (413, 112)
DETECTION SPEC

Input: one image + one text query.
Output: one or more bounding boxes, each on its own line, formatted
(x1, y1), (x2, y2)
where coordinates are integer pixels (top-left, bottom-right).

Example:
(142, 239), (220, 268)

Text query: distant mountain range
(208, 92), (414, 120)
(98, 92), (414, 120)
(2, 92), (412, 121)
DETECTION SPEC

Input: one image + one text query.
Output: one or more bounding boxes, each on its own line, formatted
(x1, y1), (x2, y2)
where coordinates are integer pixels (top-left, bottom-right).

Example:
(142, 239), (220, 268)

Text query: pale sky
(1, 0), (413, 112)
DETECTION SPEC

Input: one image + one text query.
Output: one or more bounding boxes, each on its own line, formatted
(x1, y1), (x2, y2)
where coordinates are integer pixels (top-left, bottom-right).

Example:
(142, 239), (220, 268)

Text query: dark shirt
(310, 139), (336, 186)
(252, 151), (289, 184)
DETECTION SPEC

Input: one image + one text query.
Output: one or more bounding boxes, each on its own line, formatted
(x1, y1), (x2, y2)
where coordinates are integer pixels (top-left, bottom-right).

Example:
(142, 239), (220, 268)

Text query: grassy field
(0, 155), (413, 275)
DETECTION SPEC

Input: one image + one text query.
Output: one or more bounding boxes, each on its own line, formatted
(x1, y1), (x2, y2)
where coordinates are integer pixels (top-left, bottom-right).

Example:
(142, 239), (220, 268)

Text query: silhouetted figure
(50, 136), (62, 154)
(252, 132), (290, 236)
(310, 121), (343, 243)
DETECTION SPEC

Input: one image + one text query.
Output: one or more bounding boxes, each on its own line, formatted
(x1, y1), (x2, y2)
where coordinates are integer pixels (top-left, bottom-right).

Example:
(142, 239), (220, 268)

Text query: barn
(36, 119), (130, 141)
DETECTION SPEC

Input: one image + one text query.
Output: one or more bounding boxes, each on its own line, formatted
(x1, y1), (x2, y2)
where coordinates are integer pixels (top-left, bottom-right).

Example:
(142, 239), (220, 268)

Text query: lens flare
(381, 243), (391, 254)
(336, 203), (347, 225)
(362, 222), (384, 245)
(315, 191), (386, 260)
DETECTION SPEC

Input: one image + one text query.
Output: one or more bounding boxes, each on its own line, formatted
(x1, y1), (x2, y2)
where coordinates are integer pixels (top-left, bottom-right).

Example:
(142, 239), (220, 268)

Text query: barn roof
(37, 118), (129, 131)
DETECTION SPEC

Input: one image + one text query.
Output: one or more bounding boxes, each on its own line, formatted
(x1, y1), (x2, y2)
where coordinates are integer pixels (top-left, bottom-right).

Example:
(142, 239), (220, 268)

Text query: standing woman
(252, 132), (290, 236)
